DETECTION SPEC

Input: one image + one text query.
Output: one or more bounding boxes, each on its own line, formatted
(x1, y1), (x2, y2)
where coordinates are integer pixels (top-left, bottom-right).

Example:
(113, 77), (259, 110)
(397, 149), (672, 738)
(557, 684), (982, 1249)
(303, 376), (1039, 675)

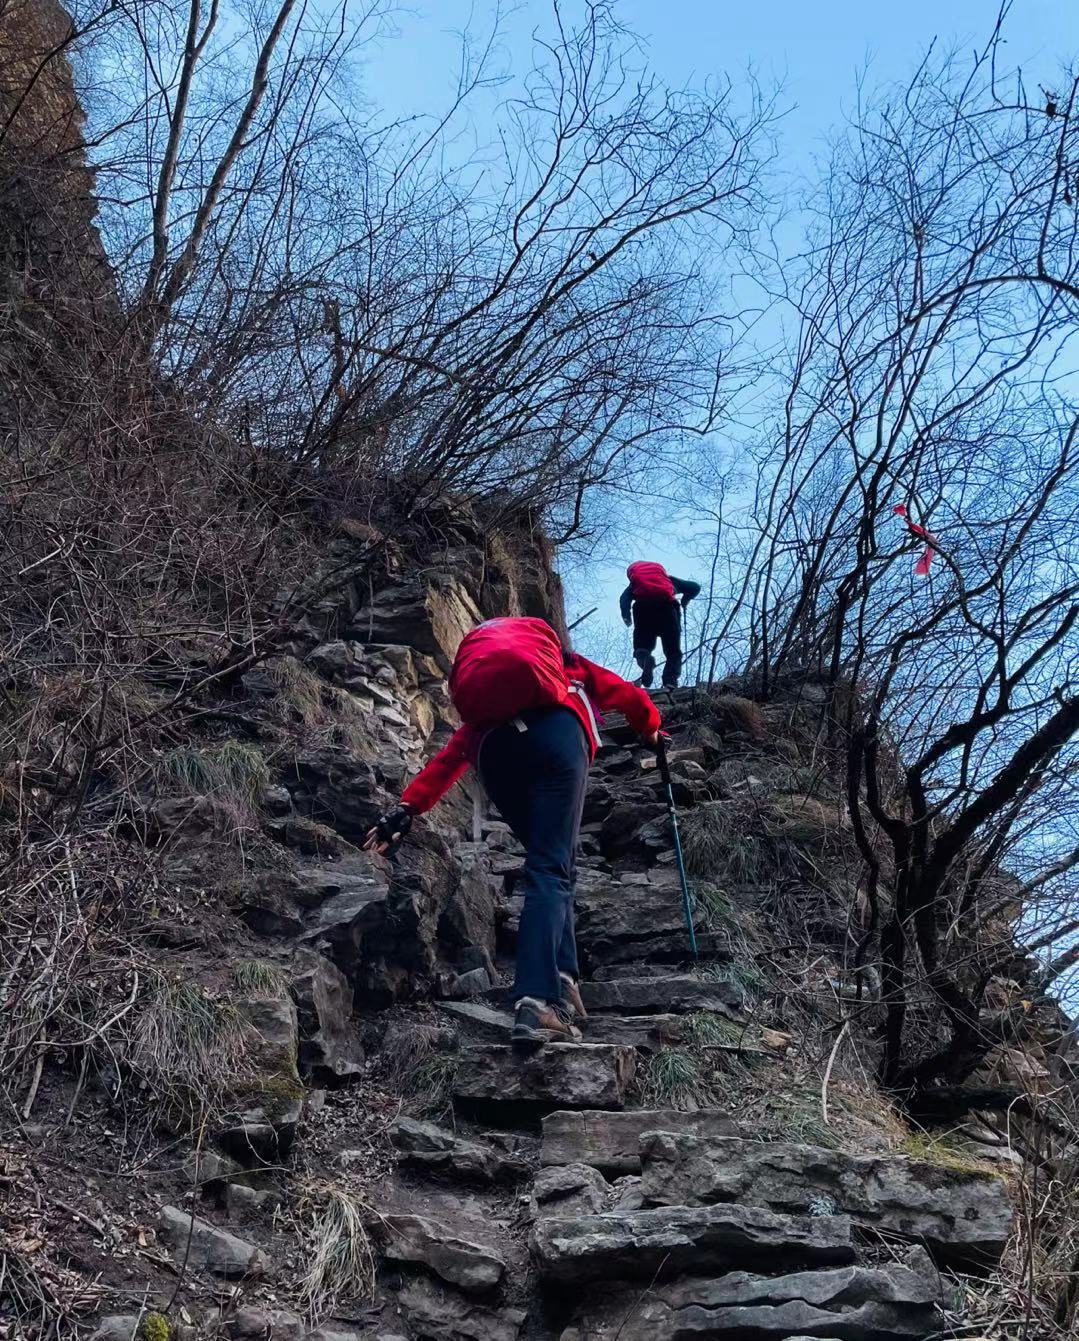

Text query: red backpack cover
(449, 617), (570, 725)
(627, 560), (676, 602)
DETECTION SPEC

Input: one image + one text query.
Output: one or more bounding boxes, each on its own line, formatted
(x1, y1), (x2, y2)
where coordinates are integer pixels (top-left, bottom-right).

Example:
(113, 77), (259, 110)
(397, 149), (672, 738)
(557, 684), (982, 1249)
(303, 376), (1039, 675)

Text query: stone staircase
(365, 696), (1013, 1341)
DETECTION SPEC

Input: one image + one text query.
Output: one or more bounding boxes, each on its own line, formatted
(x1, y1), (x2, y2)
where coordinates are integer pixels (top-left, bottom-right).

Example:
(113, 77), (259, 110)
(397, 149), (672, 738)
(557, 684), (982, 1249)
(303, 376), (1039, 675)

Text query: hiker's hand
(622, 616), (632, 627)
(363, 805), (413, 856)
(641, 730), (662, 751)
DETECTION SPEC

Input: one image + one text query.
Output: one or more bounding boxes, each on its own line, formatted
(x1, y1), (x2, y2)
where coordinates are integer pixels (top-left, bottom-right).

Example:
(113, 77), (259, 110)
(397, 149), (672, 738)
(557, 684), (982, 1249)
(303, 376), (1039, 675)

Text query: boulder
(530, 1164), (610, 1219)
(398, 1276), (526, 1341)
(291, 949), (363, 1084)
(157, 1206), (268, 1278)
(227, 1307), (304, 1339)
(581, 976), (743, 1015)
(89, 1318), (141, 1341)
(559, 1253), (940, 1339)
(542, 1109), (738, 1175)
(639, 1133), (1014, 1265)
(390, 1117), (529, 1184)
(453, 1045), (636, 1111)
(233, 989), (299, 1079)
(381, 1212), (505, 1292)
(532, 1203), (854, 1286)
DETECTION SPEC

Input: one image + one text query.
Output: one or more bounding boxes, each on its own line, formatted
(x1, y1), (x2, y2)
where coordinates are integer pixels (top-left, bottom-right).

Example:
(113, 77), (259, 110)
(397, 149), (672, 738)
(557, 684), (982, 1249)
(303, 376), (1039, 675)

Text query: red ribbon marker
(893, 505), (936, 575)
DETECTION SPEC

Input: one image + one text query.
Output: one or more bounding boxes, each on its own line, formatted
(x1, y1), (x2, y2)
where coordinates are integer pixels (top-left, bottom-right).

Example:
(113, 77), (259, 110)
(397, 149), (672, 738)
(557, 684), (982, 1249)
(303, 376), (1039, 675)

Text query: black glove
(622, 616), (632, 627)
(373, 805), (413, 855)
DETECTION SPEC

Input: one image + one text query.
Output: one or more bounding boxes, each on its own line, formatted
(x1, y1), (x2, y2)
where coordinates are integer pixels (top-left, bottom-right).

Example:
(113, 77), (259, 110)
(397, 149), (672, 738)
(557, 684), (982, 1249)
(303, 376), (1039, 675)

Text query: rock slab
(399, 1276), (526, 1341)
(158, 1206), (268, 1278)
(559, 1253), (940, 1339)
(390, 1116), (529, 1183)
(581, 976), (743, 1015)
(454, 1044), (636, 1110)
(542, 1109), (738, 1175)
(381, 1212), (505, 1292)
(640, 1132), (1014, 1264)
(531, 1203), (854, 1285)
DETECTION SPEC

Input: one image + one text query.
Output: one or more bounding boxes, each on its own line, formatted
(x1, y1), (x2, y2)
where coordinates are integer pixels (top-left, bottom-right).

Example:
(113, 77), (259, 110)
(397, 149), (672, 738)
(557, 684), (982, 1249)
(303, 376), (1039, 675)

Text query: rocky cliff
(3, 518), (1060, 1341)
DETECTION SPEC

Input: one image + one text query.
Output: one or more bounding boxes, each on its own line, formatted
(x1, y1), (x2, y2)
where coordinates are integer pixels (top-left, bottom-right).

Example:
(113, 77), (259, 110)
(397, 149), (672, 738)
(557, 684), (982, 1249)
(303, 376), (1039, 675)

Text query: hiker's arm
(399, 729), (472, 814)
(619, 585), (633, 625)
(577, 658), (662, 737)
(671, 576), (701, 606)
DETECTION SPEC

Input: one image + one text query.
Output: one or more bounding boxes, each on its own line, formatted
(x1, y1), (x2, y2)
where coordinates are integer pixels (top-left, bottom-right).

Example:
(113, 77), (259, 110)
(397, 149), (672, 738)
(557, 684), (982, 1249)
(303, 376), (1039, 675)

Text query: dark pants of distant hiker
(478, 706), (588, 1004)
(633, 600), (682, 687)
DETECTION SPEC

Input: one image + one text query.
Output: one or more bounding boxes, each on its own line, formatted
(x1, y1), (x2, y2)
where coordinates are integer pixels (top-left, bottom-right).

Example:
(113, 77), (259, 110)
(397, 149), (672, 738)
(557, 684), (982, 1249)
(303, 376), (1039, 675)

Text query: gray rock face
(390, 1117), (529, 1183)
(531, 1203), (855, 1286)
(581, 976), (743, 1015)
(381, 1212), (505, 1292)
(530, 1164), (611, 1219)
(542, 1109), (738, 1175)
(559, 1254), (940, 1339)
(157, 1205), (268, 1278)
(454, 1044), (636, 1110)
(291, 949), (363, 1084)
(639, 1132), (1014, 1265)
(399, 1276), (526, 1341)
(350, 575), (483, 664)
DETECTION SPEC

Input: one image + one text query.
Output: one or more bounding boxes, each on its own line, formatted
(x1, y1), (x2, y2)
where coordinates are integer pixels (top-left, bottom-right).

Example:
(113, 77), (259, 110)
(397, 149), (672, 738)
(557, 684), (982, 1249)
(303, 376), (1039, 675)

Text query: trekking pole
(656, 735), (699, 958)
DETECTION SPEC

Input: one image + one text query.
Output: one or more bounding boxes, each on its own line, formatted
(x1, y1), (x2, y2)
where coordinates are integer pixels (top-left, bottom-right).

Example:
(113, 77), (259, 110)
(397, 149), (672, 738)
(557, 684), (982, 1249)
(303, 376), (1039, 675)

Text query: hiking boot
(512, 997), (582, 1045)
(559, 971), (588, 1021)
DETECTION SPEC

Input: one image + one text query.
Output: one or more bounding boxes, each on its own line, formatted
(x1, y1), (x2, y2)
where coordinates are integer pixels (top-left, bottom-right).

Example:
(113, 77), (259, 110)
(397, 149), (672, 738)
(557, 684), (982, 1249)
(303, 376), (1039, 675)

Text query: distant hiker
(364, 617), (661, 1045)
(620, 561), (701, 689)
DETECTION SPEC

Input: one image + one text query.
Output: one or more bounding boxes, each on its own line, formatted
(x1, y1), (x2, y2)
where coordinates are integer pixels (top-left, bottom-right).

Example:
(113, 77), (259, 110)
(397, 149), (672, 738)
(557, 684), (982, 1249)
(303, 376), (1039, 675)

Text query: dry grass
(703, 693), (766, 740)
(155, 740), (270, 818)
(124, 972), (252, 1132)
(681, 801), (772, 885)
(639, 1048), (715, 1111)
(292, 1180), (376, 1321)
(378, 1018), (458, 1118)
(270, 656), (372, 755)
(233, 958), (289, 997)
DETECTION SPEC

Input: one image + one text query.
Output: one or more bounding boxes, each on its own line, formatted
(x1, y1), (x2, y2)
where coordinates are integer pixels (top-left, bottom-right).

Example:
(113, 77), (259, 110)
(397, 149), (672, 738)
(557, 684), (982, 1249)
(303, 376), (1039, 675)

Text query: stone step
(574, 885), (730, 968)
(638, 1132), (1014, 1267)
(389, 1116), (529, 1184)
(541, 1109), (738, 1176)
(581, 975), (744, 1015)
(379, 1213), (505, 1293)
(531, 1202), (855, 1286)
(558, 1253), (941, 1339)
(453, 1044), (636, 1112)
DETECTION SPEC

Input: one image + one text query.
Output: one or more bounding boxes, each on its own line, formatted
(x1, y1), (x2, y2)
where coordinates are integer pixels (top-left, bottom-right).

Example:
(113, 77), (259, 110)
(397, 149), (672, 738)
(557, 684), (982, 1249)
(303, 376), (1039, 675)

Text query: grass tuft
(233, 958), (288, 997)
(294, 1180), (376, 1320)
(640, 1048), (712, 1111)
(156, 740), (270, 812)
(125, 974), (251, 1131)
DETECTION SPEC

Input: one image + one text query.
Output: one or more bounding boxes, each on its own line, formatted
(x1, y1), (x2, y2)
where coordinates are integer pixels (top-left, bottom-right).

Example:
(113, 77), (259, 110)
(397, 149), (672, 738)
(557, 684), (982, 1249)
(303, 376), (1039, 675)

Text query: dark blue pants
(478, 707), (589, 1004)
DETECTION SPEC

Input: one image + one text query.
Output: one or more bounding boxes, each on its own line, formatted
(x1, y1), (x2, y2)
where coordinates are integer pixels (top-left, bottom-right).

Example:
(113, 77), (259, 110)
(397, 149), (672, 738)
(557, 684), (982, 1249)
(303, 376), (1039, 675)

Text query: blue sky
(359, 0), (1076, 671)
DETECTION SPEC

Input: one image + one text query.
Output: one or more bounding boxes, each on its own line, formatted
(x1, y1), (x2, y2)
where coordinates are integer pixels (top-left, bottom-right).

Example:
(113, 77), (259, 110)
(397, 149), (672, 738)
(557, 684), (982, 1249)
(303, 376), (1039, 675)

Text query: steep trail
(11, 516), (1019, 1341)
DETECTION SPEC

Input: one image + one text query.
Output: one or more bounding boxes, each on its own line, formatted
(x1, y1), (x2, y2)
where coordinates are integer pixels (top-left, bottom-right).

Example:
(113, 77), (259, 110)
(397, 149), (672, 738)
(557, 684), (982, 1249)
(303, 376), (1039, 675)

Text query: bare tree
(703, 17), (1079, 1105)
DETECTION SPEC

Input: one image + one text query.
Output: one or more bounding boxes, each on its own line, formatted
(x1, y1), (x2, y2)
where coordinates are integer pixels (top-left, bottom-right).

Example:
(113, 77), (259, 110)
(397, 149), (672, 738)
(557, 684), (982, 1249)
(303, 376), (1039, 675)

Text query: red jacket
(400, 653), (661, 814)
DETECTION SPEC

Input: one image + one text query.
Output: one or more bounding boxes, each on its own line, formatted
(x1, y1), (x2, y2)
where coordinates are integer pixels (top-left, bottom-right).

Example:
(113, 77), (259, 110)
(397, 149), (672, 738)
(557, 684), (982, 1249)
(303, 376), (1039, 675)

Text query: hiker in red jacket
(620, 561), (701, 689)
(364, 618), (661, 1045)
